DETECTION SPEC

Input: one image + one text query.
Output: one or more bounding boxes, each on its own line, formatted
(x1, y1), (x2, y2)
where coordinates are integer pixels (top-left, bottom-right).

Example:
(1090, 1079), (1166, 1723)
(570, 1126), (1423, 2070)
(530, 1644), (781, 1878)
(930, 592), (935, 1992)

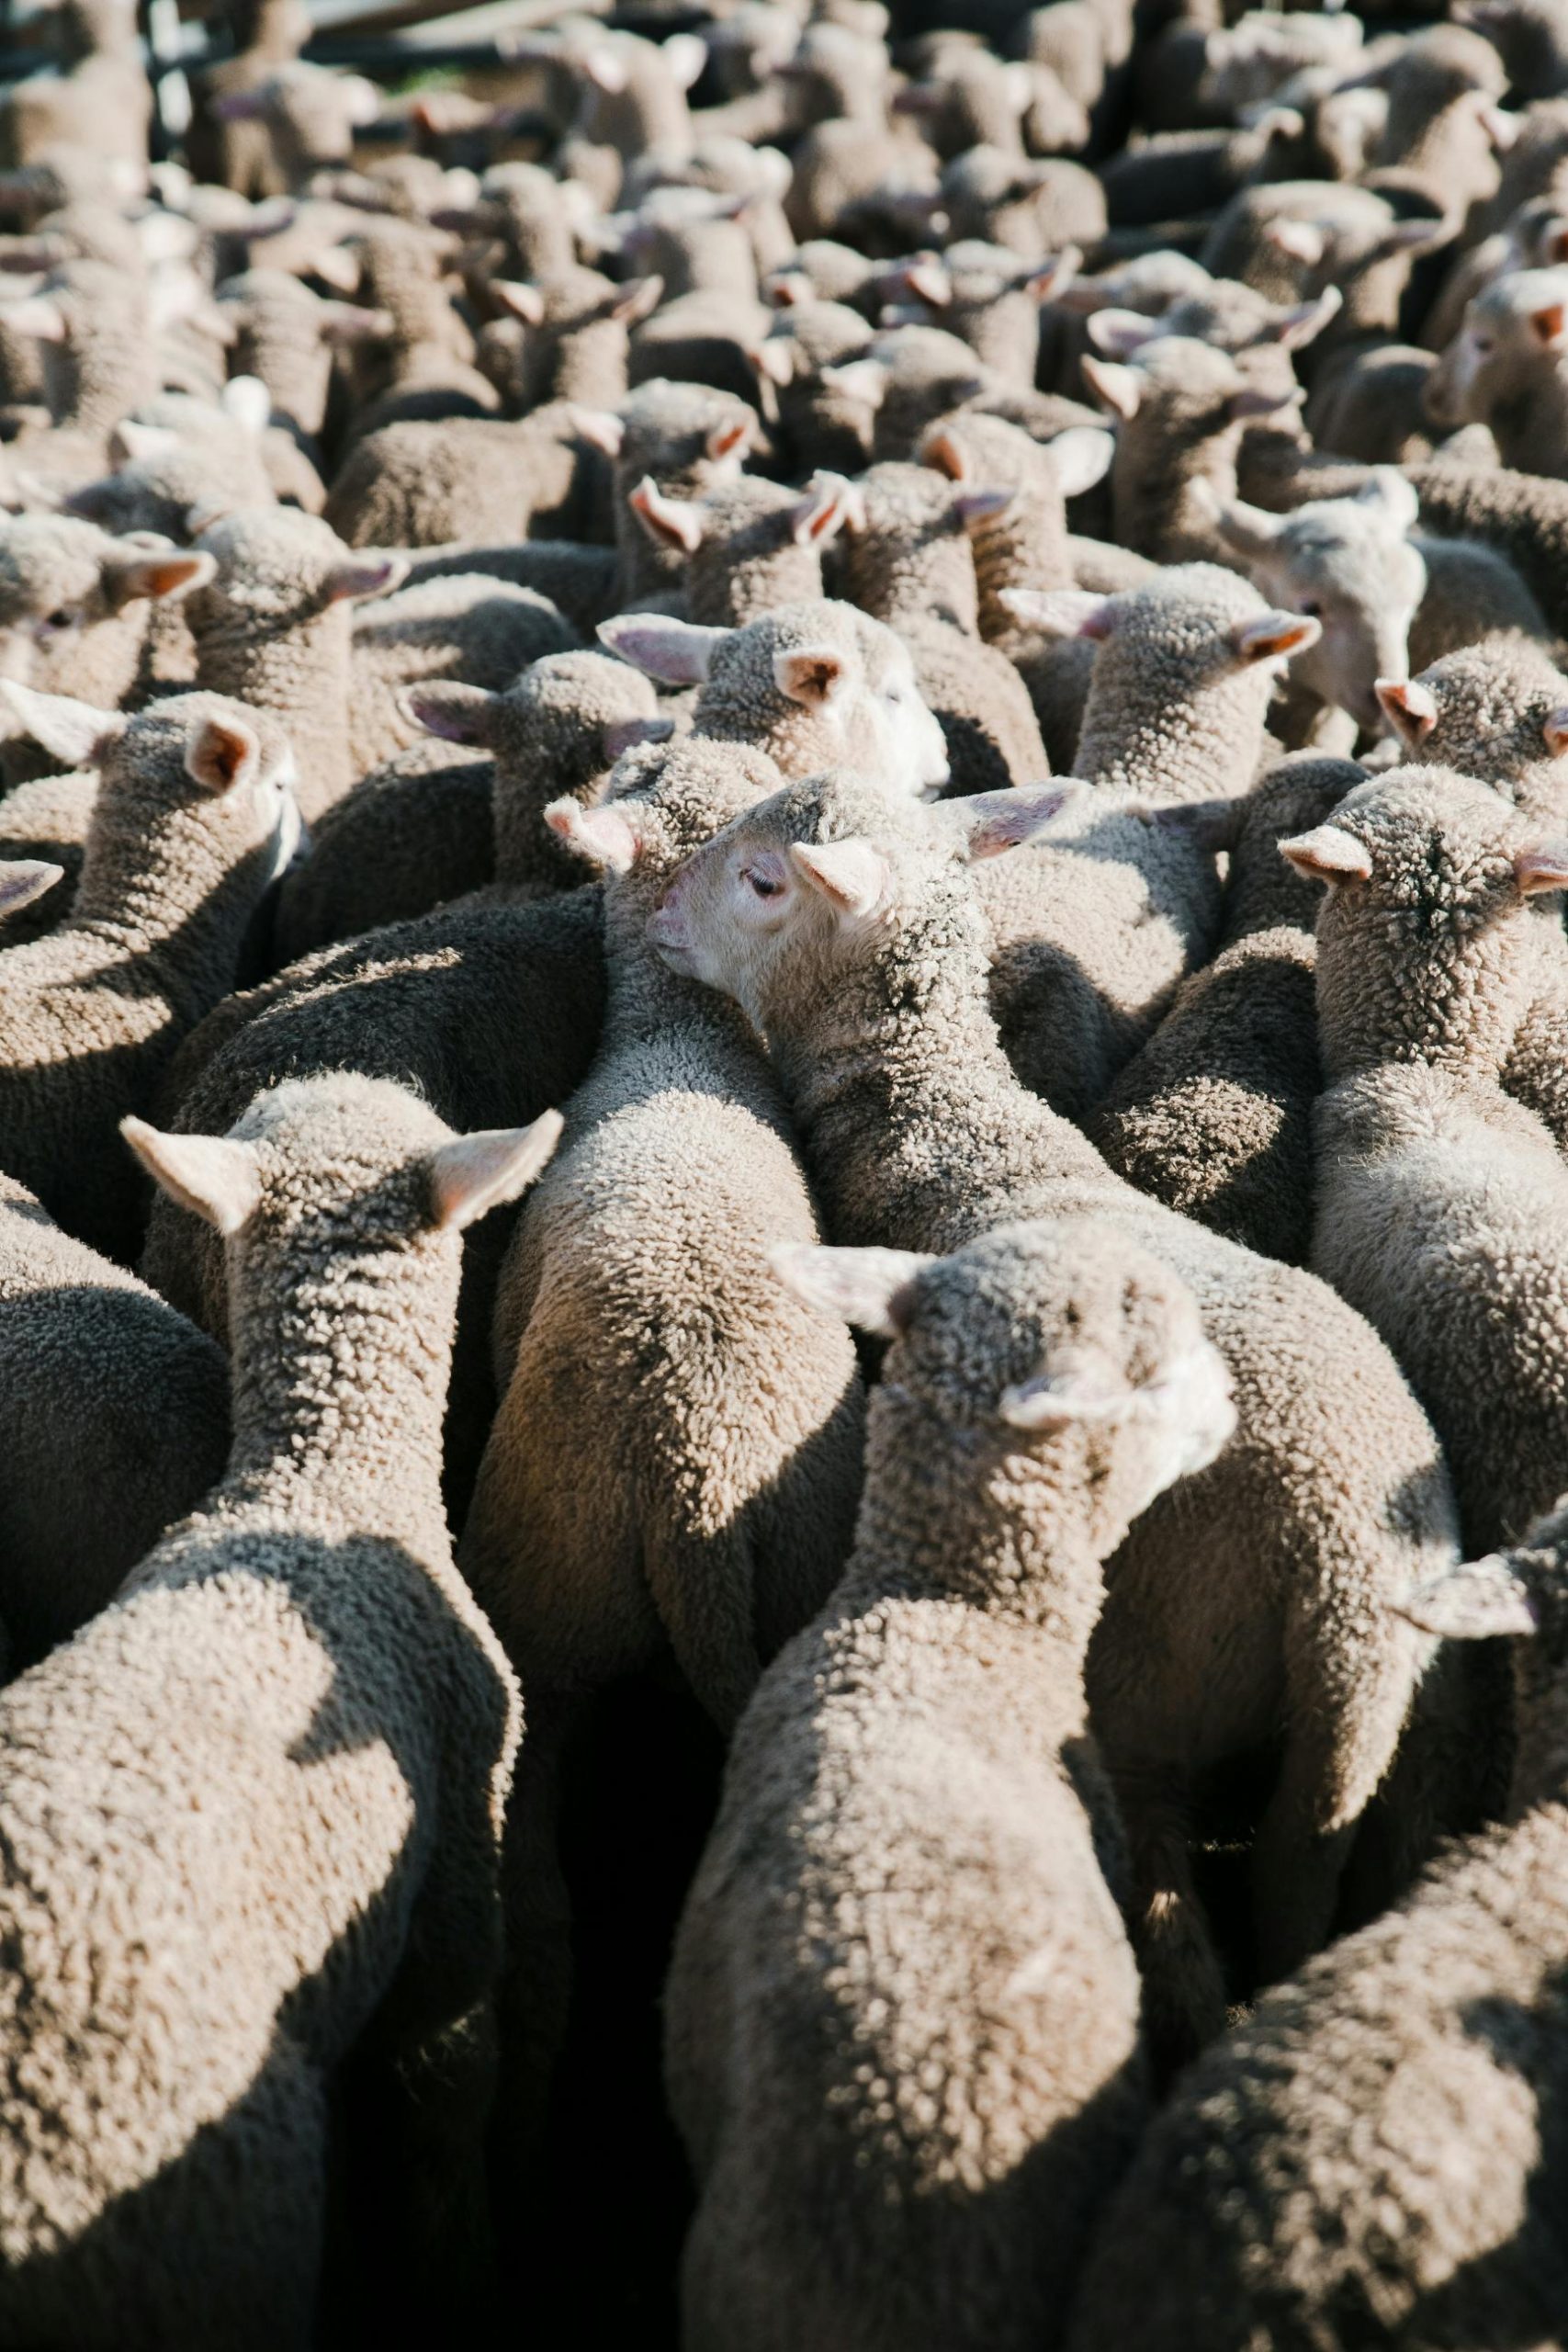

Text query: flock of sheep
(5, 0), (1568, 2340)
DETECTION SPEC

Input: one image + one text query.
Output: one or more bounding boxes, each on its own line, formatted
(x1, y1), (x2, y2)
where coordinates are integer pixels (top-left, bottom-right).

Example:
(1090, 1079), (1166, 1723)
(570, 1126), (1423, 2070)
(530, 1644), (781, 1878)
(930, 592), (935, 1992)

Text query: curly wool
(0, 1075), (521, 2348)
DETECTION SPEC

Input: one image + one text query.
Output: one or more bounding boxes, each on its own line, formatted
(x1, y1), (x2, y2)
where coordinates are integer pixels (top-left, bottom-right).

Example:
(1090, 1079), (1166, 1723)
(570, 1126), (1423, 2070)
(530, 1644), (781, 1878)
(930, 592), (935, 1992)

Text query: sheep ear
(1086, 308), (1158, 358)
(101, 547), (216, 611)
(1234, 611), (1321, 666)
(1228, 382), (1303, 423)
(426, 1107), (564, 1233)
(788, 838), (890, 918)
(1393, 1556), (1538, 1639)
(662, 30), (708, 90)
(1022, 247), (1079, 303)
(1530, 300), (1568, 350)
(1543, 707), (1568, 759)
(919, 423), (968, 480)
(629, 475), (705, 553)
(999, 1365), (1133, 1429)
(769, 1241), (932, 1338)
(542, 796), (648, 873)
(951, 781), (1080, 861)
(953, 487), (1015, 530)
(1080, 356), (1142, 422)
(491, 278), (544, 325)
(1358, 468), (1420, 534)
(318, 300), (395, 345)
(1271, 286), (1341, 349)
(901, 256), (952, 308)
(0, 682), (121, 766)
(608, 274), (663, 325)
(0, 292), (66, 342)
(220, 375), (272, 435)
(750, 337), (795, 388)
(1514, 841), (1568, 897)
(603, 713), (673, 759)
(1046, 426), (1114, 499)
(1280, 824), (1372, 884)
(400, 683), (498, 746)
(570, 406), (626, 458)
(1195, 480), (1280, 560)
(322, 554), (408, 604)
(307, 245), (365, 296)
(998, 587), (1115, 640)
(1377, 677), (1437, 745)
(110, 420), (182, 469)
(820, 359), (889, 412)
(773, 646), (846, 706)
(598, 615), (728, 685)
(186, 713), (261, 796)
(789, 472), (860, 546)
(705, 416), (751, 464)
(121, 1117), (261, 1237)
(1265, 217), (1327, 267)
(0, 857), (63, 915)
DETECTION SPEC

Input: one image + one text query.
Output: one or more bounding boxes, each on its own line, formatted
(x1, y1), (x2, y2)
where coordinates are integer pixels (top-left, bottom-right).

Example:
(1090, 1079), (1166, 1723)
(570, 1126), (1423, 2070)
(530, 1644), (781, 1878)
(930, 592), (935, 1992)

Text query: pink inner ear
(707, 421), (750, 461)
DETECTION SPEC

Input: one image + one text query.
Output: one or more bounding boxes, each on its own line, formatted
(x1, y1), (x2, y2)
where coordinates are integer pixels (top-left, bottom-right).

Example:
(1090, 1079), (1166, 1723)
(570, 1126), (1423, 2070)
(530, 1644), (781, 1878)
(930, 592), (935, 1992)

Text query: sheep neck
(841, 531), (979, 634)
(195, 603), (354, 810)
(691, 537), (822, 628)
(969, 481), (1073, 639)
(224, 1226), (457, 1533)
(1075, 646), (1270, 802)
(70, 794), (272, 1019)
(547, 322), (629, 409)
(762, 883), (1109, 1252)
(492, 748), (612, 892)
(1491, 368), (1568, 481)
(846, 1390), (1108, 1651)
(1111, 423), (1235, 564)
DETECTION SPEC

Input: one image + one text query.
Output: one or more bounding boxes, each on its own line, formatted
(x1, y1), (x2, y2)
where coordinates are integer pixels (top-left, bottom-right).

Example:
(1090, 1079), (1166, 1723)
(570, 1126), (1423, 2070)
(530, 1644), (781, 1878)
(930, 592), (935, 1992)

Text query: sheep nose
(646, 899), (688, 952)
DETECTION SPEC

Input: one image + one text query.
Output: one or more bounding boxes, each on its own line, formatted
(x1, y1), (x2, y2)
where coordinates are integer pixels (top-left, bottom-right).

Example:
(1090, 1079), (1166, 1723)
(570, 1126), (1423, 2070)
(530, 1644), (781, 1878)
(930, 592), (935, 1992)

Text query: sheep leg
(1114, 1770), (1230, 2078)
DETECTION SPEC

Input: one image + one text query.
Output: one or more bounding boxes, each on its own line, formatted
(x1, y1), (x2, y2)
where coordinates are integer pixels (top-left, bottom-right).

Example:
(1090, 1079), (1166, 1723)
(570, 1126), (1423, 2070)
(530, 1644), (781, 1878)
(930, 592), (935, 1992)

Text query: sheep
(272, 650), (666, 963)
(649, 764), (1461, 2068)
(0, 683), (301, 1263)
(750, 297), (877, 473)
(346, 572), (579, 780)
(1064, 1501), (1568, 2352)
(1201, 179), (1455, 345)
(321, 407), (602, 550)
(668, 1217), (1235, 2352)
(596, 377), (760, 605)
(215, 266), (392, 445)
(1089, 756), (1365, 1266)
(0, 513), (214, 743)
(0, 1072), (552, 2347)
(1291, 766), (1568, 1554)
(596, 599), (952, 797)
(978, 565), (1320, 1118)
(182, 507), (407, 820)
(833, 459), (1053, 793)
(891, 237), (1080, 390)
(938, 144), (1107, 260)
(1376, 634), (1568, 820)
(136, 885), (606, 1519)
(625, 469), (862, 625)
(207, 61), (381, 195)
(0, 1167), (230, 1675)
(1427, 264), (1568, 475)
(460, 736), (866, 2178)
(1081, 334), (1303, 564)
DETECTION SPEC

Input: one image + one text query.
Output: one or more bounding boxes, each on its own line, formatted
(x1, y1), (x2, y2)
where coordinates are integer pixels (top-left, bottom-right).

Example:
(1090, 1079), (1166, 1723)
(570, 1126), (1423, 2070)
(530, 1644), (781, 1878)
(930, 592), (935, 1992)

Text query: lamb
(918, 411), (1119, 637)
(1201, 179), (1454, 345)
(181, 507), (407, 820)
(892, 237), (1080, 390)
(0, 512), (214, 734)
(667, 1219), (1234, 2352)
(1089, 756), (1365, 1266)
(979, 565), (1319, 1118)
(1291, 766), (1568, 1554)
(215, 266), (392, 445)
(832, 459), (1053, 793)
(749, 298), (877, 474)
(460, 737), (866, 2173)
(625, 469), (862, 625)
(1065, 1503), (1568, 2352)
(0, 1167), (230, 1675)
(1426, 264), (1568, 475)
(1081, 334), (1303, 564)
(937, 144), (1107, 259)
(0, 1072), (551, 2347)
(0, 683), (301, 1263)
(649, 764), (1460, 2067)
(596, 600), (952, 797)
(1376, 634), (1568, 820)
(136, 886), (606, 1518)
(273, 650), (666, 963)
(596, 377), (760, 605)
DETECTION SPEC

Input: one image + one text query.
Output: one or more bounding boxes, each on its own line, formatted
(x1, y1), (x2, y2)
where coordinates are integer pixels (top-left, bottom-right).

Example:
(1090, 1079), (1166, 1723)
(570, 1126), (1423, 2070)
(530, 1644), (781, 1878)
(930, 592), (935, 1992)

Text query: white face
(851, 639), (950, 797)
(647, 831), (814, 1017)
(1259, 536), (1425, 733)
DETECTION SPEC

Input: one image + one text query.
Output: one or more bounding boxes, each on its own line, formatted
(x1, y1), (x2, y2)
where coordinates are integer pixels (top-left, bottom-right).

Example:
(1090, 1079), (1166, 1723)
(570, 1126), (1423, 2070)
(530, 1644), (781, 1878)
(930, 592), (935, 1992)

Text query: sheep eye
(1299, 599), (1322, 618)
(745, 867), (782, 899)
(44, 608), (75, 629)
